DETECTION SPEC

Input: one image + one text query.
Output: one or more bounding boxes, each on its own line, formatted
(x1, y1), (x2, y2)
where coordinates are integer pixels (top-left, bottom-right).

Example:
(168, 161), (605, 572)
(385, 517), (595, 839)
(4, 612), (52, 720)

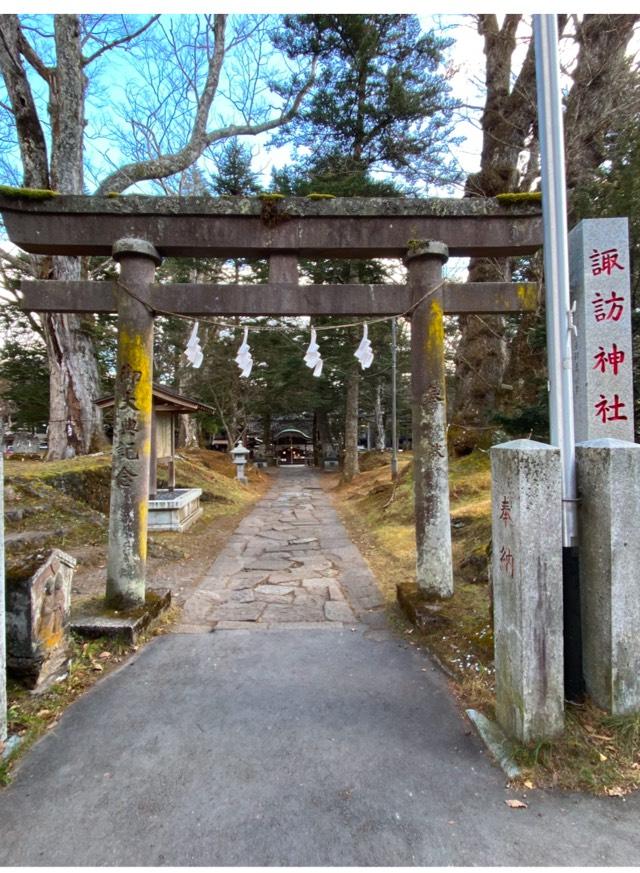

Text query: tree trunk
(374, 381), (385, 451)
(262, 410), (271, 453)
(44, 306), (108, 458)
(0, 14), (105, 459)
(342, 367), (360, 480)
(178, 415), (199, 449)
(451, 15), (538, 433)
(564, 15), (640, 196)
(453, 260), (510, 429)
(315, 408), (333, 462)
(46, 17), (105, 458)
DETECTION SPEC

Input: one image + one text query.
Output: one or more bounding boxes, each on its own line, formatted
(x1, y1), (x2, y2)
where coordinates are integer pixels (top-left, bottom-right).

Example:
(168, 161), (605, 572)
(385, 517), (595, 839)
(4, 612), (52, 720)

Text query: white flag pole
(534, 14), (578, 548)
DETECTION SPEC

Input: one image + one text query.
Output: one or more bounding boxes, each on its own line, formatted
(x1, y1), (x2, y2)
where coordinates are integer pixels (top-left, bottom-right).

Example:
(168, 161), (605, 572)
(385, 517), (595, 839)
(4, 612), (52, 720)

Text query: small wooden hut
(96, 384), (214, 531)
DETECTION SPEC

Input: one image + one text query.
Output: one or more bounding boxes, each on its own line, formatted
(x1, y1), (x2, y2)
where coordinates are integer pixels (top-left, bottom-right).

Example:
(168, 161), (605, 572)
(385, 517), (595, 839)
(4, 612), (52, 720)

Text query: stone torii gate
(0, 193), (542, 610)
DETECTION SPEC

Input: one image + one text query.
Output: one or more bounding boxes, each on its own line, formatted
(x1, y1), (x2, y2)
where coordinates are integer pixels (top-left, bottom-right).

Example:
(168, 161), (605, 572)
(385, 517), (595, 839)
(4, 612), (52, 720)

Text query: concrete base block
(576, 438), (640, 714)
(491, 440), (565, 742)
(148, 488), (202, 532)
(466, 709), (521, 780)
(70, 588), (171, 645)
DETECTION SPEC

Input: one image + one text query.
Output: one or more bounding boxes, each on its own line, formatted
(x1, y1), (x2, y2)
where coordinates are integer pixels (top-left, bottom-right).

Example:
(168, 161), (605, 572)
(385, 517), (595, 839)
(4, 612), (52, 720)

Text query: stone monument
(5, 549), (77, 691)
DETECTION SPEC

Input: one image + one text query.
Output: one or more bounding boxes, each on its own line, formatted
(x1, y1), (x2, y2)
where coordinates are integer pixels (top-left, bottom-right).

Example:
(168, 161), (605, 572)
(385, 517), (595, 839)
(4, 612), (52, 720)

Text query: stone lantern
(231, 442), (250, 483)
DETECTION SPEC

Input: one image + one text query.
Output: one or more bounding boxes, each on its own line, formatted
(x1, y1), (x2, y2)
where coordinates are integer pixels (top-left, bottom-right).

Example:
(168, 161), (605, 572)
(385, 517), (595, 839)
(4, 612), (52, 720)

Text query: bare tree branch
(82, 14), (160, 66)
(17, 28), (52, 81)
(0, 14), (50, 187)
(96, 15), (317, 194)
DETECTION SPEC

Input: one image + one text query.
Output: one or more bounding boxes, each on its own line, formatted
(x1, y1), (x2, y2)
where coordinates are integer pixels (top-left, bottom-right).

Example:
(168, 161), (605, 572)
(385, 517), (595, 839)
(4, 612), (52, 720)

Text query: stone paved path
(175, 468), (386, 633)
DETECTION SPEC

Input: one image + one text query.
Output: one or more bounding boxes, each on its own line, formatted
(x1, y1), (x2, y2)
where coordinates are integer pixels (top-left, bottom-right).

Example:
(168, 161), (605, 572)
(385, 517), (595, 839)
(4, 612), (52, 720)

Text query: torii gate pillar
(407, 241), (453, 599)
(105, 238), (161, 609)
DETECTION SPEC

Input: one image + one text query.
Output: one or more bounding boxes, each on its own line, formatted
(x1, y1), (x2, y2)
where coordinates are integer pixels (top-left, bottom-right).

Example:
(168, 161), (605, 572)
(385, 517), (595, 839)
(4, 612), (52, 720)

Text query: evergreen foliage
(0, 340), (49, 430)
(272, 14), (460, 190)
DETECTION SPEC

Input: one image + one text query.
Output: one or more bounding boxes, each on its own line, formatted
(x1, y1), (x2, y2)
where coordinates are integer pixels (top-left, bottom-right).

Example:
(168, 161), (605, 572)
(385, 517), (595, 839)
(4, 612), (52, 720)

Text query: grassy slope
(3, 448), (263, 562)
(332, 451), (640, 796)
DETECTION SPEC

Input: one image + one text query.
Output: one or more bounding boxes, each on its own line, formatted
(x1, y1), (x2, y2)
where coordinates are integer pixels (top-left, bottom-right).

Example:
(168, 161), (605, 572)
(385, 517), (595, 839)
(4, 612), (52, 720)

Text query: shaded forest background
(0, 13), (639, 469)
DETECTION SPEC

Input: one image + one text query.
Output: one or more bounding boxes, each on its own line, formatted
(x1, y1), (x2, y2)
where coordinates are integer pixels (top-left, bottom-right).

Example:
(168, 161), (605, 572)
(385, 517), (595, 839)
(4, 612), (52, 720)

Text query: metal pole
(391, 317), (398, 481)
(0, 421), (6, 743)
(534, 14), (578, 548)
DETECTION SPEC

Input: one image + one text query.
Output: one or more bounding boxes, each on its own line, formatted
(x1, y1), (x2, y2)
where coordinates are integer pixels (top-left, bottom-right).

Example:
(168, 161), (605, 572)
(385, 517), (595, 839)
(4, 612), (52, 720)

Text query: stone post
(106, 239), (161, 610)
(406, 241), (453, 598)
(491, 440), (564, 742)
(576, 438), (640, 714)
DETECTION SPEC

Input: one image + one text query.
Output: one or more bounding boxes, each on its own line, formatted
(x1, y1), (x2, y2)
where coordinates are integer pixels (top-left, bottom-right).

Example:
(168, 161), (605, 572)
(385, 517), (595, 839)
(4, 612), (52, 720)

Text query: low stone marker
(5, 549), (77, 691)
(491, 439), (564, 742)
(576, 438), (640, 715)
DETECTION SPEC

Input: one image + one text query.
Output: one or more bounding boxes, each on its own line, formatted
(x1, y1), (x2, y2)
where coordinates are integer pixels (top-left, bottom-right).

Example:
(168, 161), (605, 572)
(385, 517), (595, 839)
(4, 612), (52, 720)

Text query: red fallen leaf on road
(505, 799), (528, 809)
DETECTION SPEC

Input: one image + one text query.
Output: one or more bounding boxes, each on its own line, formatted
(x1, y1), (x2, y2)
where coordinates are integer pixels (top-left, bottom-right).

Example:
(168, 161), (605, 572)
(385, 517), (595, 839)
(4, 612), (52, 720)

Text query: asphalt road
(1, 627), (639, 866)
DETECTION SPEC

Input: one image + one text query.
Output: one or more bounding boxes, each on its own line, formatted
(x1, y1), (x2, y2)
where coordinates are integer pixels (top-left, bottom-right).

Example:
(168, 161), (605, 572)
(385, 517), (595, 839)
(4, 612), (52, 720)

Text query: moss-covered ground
(329, 450), (640, 796)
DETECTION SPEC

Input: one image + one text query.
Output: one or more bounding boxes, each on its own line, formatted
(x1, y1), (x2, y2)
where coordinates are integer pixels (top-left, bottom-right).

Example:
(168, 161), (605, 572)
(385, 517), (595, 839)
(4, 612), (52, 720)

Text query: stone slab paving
(175, 468), (385, 634)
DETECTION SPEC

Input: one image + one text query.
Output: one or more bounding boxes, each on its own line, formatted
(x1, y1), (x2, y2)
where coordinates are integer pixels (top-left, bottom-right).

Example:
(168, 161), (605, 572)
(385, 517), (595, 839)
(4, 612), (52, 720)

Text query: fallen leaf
(524, 780), (534, 790)
(405, 629), (414, 634)
(605, 786), (625, 797)
(36, 708), (52, 718)
(505, 799), (528, 809)
(98, 651), (112, 661)
(630, 762), (640, 770)
(599, 753), (608, 762)
(90, 663), (104, 672)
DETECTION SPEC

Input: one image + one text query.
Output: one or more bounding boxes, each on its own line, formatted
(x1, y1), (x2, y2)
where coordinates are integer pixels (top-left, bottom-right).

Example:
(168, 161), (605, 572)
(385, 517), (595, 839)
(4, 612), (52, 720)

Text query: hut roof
(95, 383), (214, 414)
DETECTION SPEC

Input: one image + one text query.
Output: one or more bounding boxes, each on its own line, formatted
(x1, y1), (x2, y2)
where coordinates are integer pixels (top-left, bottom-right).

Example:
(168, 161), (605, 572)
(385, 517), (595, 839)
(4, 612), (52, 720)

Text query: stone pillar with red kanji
(490, 439), (565, 742)
(569, 217), (633, 441)
(570, 217), (640, 715)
